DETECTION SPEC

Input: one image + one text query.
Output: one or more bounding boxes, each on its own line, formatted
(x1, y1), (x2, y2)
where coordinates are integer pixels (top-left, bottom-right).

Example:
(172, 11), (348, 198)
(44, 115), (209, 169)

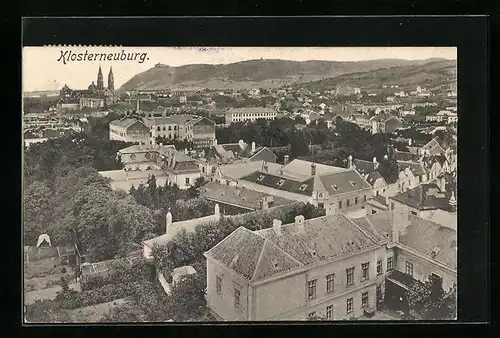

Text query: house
(350, 209), (457, 314)
(200, 182), (294, 214)
(396, 161), (428, 185)
(211, 140), (277, 164)
(335, 86), (361, 96)
(218, 159), (373, 217)
(204, 213), (387, 320)
(351, 114), (372, 130)
(225, 107), (277, 124)
(417, 138), (446, 156)
(109, 118), (150, 144)
(143, 115), (216, 148)
(389, 183), (455, 219)
(351, 157), (388, 197)
(142, 204), (222, 259)
(79, 97), (106, 109)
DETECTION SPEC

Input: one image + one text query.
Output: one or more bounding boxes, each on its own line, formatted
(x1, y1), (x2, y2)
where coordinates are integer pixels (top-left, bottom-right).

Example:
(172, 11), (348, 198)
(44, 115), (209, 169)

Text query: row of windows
(155, 125), (177, 132)
(307, 258), (394, 299)
(216, 276), (242, 309)
(231, 113), (276, 118)
(307, 292), (370, 319)
(338, 195), (367, 209)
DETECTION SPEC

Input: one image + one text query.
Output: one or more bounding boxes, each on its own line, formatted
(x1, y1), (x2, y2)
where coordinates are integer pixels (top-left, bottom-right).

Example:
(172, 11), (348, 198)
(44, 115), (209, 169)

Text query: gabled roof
(397, 161), (427, 177)
(218, 160), (282, 180)
(205, 213), (381, 282)
(199, 182), (293, 210)
(390, 183), (450, 211)
(394, 150), (420, 162)
(282, 159), (348, 181)
(110, 118), (147, 129)
(366, 171), (385, 186)
(422, 138), (446, 154)
(353, 159), (377, 175)
(242, 171), (314, 196)
(319, 170), (372, 195)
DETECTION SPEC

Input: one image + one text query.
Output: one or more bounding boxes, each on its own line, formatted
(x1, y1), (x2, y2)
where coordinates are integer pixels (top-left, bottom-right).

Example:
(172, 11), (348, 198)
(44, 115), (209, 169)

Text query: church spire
(97, 66), (104, 90)
(108, 67), (114, 91)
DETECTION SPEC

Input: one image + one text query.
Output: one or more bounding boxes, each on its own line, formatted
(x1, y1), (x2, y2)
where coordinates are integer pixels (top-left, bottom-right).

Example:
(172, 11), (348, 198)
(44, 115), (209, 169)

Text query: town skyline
(23, 47), (456, 92)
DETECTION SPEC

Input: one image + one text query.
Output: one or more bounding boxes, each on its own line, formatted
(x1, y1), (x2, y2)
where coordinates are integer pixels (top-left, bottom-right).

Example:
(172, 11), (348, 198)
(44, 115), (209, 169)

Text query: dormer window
(299, 184), (308, 191)
(331, 185), (339, 191)
(257, 175), (265, 182)
(430, 246), (441, 259)
(277, 179), (285, 186)
(349, 181), (357, 187)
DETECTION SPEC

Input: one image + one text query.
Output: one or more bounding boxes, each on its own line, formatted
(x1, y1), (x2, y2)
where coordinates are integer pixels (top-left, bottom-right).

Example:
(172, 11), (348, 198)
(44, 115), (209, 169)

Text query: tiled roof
(399, 215), (457, 269)
(353, 159), (377, 175)
(365, 171), (385, 186)
(110, 118), (145, 129)
(351, 212), (393, 241)
(422, 138), (445, 154)
(256, 214), (380, 266)
(423, 209), (457, 230)
(282, 159), (348, 181)
(200, 182), (293, 210)
(206, 213), (381, 282)
(390, 184), (449, 211)
(118, 144), (175, 154)
(218, 160), (282, 180)
(319, 170), (372, 195)
(142, 114), (200, 127)
(397, 161), (427, 177)
(242, 171), (314, 196)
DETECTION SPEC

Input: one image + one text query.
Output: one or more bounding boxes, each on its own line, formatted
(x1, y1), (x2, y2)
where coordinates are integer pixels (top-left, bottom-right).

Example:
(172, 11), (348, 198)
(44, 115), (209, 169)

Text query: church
(58, 66), (116, 110)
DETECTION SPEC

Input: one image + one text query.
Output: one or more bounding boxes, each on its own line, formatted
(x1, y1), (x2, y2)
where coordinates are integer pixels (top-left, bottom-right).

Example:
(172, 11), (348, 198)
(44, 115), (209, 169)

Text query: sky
(22, 46), (456, 92)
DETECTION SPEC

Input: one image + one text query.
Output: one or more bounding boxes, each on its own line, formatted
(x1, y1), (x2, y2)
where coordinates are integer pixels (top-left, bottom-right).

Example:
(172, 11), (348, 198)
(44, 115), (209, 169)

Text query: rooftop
(226, 107), (277, 114)
(200, 182), (293, 210)
(205, 213), (380, 282)
(397, 161), (427, 177)
(390, 183), (450, 211)
(110, 118), (146, 129)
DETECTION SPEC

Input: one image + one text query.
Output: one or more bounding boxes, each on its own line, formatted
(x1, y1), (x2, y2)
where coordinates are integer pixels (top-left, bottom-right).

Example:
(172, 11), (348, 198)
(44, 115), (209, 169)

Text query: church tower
(97, 66), (104, 90)
(108, 67), (114, 91)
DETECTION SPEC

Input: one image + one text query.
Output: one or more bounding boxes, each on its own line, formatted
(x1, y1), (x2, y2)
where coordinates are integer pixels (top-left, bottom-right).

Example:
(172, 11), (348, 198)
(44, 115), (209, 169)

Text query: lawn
(65, 298), (131, 323)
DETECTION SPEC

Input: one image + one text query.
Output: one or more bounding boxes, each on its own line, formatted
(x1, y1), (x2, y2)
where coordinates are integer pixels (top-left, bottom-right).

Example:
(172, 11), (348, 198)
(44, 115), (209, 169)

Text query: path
(24, 283), (81, 305)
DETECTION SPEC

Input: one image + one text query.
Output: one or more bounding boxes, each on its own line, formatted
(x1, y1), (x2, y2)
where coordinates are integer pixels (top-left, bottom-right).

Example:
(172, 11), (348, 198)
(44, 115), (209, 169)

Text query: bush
(56, 282), (136, 309)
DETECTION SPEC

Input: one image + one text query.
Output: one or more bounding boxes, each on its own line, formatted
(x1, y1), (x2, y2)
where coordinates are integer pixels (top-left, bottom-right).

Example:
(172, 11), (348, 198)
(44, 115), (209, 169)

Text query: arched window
(130, 154), (136, 160)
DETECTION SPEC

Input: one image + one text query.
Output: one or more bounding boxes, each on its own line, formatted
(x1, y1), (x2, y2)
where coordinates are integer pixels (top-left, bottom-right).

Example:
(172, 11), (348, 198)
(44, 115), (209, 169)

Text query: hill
(118, 58), (452, 92)
(300, 60), (457, 92)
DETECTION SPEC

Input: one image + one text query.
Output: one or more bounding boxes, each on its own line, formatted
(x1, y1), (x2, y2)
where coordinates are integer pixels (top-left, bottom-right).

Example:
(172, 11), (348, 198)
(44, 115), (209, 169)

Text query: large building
(143, 114), (216, 148)
(213, 159), (373, 217)
(225, 107), (278, 124)
(204, 206), (456, 321)
(109, 118), (150, 144)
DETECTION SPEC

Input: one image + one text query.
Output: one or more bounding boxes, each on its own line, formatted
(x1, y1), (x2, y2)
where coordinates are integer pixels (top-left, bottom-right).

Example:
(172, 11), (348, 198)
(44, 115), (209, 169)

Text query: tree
(167, 269), (207, 321)
(23, 181), (53, 245)
(406, 274), (455, 320)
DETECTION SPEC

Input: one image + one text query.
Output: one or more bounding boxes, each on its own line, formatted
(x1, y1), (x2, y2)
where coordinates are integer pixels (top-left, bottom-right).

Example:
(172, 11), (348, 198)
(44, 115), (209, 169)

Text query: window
(387, 257), (394, 271)
(308, 279), (317, 299)
(361, 262), (370, 281)
(308, 311), (316, 319)
(362, 292), (369, 308)
(331, 184), (339, 191)
(347, 298), (353, 314)
(299, 184), (308, 191)
(234, 288), (240, 308)
(326, 305), (334, 320)
(157, 126), (161, 131)
(377, 260), (383, 275)
(338, 201), (342, 209)
(349, 181), (357, 187)
(318, 202), (324, 209)
(326, 274), (335, 293)
(346, 199), (350, 207)
(216, 276), (222, 295)
(391, 202), (395, 210)
(185, 177), (190, 185)
(277, 179), (285, 186)
(346, 267), (354, 286)
(257, 175), (265, 182)
(355, 197), (359, 205)
(410, 211), (417, 215)
(405, 261), (413, 276)
(130, 154), (136, 160)
(163, 126), (166, 131)
(168, 126), (172, 131)
(364, 195), (367, 202)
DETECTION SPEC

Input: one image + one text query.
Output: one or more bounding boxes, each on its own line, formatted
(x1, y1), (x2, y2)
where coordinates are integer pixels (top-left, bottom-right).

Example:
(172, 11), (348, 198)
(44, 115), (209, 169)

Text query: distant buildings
(225, 107), (278, 124)
(426, 111), (458, 124)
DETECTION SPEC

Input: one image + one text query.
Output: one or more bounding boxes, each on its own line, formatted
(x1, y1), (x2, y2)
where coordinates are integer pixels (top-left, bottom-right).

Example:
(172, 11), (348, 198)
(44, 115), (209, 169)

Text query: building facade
(225, 107), (278, 124)
(109, 118), (150, 144)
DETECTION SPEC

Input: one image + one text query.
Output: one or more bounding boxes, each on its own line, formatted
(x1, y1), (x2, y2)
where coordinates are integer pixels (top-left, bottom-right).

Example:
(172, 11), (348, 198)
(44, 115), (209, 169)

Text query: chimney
(262, 161), (268, 172)
(280, 166), (284, 176)
(166, 211), (173, 234)
(284, 154), (290, 166)
(440, 176), (446, 192)
(272, 219), (282, 236)
(373, 157), (379, 170)
(311, 163), (317, 176)
(295, 215), (305, 234)
(348, 155), (353, 169)
(251, 141), (256, 153)
(214, 203), (221, 220)
(238, 139), (245, 150)
(408, 138), (412, 146)
(392, 207), (409, 243)
(449, 190), (457, 213)
(214, 138), (218, 146)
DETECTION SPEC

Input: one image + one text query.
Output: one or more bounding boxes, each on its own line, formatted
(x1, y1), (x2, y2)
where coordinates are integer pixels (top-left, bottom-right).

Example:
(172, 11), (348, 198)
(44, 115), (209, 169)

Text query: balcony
(363, 307), (376, 318)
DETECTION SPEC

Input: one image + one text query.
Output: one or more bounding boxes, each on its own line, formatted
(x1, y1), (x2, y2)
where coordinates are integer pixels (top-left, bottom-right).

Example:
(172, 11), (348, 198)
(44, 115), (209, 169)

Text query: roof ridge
(252, 229), (305, 267)
(204, 226), (246, 256)
(364, 215), (382, 238)
(344, 215), (379, 245)
(250, 239), (270, 281)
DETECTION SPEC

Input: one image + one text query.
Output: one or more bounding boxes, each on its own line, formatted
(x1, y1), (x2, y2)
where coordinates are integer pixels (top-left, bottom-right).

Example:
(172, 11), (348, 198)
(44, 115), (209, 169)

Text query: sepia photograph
(23, 46), (458, 323)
